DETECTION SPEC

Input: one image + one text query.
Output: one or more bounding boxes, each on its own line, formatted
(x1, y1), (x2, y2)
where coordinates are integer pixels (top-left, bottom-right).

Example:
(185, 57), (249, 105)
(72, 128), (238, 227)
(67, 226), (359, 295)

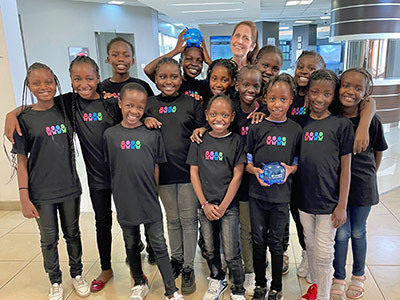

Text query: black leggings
(283, 196), (306, 251)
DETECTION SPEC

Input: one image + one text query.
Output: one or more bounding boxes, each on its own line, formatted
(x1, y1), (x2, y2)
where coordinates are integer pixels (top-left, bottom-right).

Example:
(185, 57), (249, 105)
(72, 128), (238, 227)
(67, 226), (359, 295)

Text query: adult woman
(230, 21), (259, 69)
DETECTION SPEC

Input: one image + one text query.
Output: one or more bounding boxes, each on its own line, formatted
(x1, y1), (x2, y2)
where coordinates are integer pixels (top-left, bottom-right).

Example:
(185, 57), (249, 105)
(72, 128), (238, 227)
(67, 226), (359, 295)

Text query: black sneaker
(146, 245), (156, 265)
(171, 257), (183, 279)
(252, 286), (267, 300)
(268, 289), (283, 300)
(181, 267), (196, 294)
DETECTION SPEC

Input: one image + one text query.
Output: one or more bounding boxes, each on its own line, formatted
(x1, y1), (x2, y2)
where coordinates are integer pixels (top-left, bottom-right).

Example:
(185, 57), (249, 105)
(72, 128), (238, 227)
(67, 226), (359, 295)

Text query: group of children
(4, 22), (388, 300)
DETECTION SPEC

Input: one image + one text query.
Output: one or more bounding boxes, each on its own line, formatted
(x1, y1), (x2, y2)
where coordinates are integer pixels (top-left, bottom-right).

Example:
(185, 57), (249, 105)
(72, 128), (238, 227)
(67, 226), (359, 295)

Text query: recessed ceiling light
(295, 20), (313, 23)
(108, 1), (124, 4)
(169, 2), (243, 6)
(180, 8), (243, 13)
(300, 0), (313, 4)
(174, 23), (184, 26)
(286, 1), (300, 5)
(279, 26), (290, 30)
(320, 16), (330, 19)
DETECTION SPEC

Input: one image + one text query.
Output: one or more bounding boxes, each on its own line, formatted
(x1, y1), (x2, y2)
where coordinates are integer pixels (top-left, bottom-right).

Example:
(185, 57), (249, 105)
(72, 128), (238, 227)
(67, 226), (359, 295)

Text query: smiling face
(209, 65), (233, 96)
(70, 62), (100, 99)
(119, 89), (146, 128)
(231, 24), (256, 60)
(155, 63), (182, 97)
(307, 79), (336, 118)
(295, 55), (323, 88)
(265, 82), (293, 122)
(256, 52), (282, 84)
(339, 71), (367, 109)
(27, 68), (56, 103)
(181, 47), (203, 79)
(206, 97), (235, 137)
(236, 68), (262, 107)
(107, 40), (134, 76)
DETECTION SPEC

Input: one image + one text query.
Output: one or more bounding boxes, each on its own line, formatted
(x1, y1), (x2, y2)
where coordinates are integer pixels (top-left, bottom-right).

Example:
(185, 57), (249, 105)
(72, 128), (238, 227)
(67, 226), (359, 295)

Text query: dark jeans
(333, 205), (371, 280)
(199, 205), (245, 295)
(122, 220), (177, 297)
(249, 198), (289, 292)
(284, 196), (306, 251)
(35, 197), (83, 284)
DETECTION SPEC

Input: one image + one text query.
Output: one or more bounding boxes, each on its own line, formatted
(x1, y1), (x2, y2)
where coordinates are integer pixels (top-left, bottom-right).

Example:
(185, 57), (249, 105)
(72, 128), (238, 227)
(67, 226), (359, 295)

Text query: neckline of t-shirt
(119, 123), (144, 130)
(156, 93), (181, 102)
(107, 77), (134, 84)
(266, 117), (287, 124)
(309, 114), (333, 121)
(30, 104), (56, 113)
(207, 131), (232, 139)
(79, 95), (101, 102)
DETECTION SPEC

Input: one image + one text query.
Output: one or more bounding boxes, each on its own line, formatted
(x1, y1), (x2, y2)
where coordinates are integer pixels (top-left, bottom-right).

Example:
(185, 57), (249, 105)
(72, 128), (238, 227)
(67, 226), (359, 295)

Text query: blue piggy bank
(184, 28), (202, 48)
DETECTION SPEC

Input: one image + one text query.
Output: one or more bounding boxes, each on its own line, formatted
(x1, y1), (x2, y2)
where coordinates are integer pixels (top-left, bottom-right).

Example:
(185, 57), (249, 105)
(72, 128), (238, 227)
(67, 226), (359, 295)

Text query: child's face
(181, 47), (203, 79)
(295, 56), (322, 88)
(27, 69), (56, 102)
(155, 63), (182, 97)
(256, 52), (282, 84)
(231, 25), (256, 59)
(339, 71), (366, 108)
(308, 80), (336, 115)
(236, 69), (261, 106)
(206, 98), (235, 137)
(118, 89), (146, 128)
(209, 66), (233, 96)
(265, 82), (293, 122)
(107, 41), (134, 76)
(70, 62), (100, 99)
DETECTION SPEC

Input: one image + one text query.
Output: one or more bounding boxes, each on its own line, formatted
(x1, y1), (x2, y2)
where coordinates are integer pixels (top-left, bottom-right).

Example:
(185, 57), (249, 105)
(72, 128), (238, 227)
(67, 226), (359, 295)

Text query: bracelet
(201, 201), (209, 209)
(18, 187), (29, 190)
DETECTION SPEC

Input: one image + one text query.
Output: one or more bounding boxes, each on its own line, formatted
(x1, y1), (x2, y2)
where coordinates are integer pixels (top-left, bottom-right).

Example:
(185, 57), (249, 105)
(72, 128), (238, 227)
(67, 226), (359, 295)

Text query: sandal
(330, 278), (346, 300)
(346, 275), (366, 299)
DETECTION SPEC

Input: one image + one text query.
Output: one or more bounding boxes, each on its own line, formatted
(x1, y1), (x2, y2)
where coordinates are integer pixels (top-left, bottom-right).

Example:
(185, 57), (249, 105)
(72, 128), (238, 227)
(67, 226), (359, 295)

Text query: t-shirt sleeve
(370, 115), (388, 152)
(103, 132), (110, 165)
(155, 130), (167, 164)
(186, 142), (199, 166)
(293, 126), (302, 162)
(234, 138), (246, 167)
(144, 97), (155, 118)
(11, 117), (29, 155)
(339, 118), (355, 156)
(143, 81), (154, 97)
(193, 98), (206, 128)
(245, 125), (256, 155)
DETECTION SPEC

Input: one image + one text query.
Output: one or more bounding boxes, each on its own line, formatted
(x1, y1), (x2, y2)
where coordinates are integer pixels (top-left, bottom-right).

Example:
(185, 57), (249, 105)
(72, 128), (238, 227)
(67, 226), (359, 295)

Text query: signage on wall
(267, 37), (276, 45)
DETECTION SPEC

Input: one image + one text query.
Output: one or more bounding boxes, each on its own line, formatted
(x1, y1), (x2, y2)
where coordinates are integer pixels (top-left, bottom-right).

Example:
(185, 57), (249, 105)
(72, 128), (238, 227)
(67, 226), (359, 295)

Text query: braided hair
(307, 69), (340, 113)
(263, 73), (297, 100)
(154, 57), (182, 76)
(296, 50), (326, 69)
(256, 45), (283, 63)
(207, 59), (238, 84)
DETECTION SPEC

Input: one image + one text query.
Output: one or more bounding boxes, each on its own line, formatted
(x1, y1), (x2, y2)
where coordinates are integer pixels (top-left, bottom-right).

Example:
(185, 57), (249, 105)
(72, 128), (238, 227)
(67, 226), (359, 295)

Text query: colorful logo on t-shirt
(304, 131), (324, 142)
(158, 106), (177, 114)
(241, 126), (249, 136)
(45, 124), (67, 136)
(266, 136), (287, 146)
(205, 151), (224, 161)
(291, 106), (307, 116)
(120, 140), (142, 150)
(83, 112), (103, 122)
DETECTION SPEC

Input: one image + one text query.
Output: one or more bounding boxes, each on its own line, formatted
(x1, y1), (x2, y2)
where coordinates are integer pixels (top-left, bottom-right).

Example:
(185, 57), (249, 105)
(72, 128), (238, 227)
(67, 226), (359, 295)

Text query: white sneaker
(305, 272), (312, 284)
(129, 283), (149, 300)
(203, 278), (228, 300)
(297, 250), (309, 278)
(72, 275), (90, 297)
(266, 268), (272, 291)
(243, 273), (256, 295)
(49, 283), (63, 300)
(230, 294), (245, 300)
(165, 291), (184, 300)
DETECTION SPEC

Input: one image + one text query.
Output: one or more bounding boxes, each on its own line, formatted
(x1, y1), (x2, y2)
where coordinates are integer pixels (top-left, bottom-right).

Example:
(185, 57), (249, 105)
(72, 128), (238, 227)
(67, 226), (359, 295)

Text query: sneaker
(305, 272), (312, 284)
(171, 257), (183, 279)
(72, 276), (90, 297)
(230, 294), (246, 300)
(268, 289), (283, 300)
(165, 291), (184, 300)
(251, 286), (267, 300)
(297, 250), (308, 278)
(181, 267), (196, 294)
(203, 278), (228, 300)
(282, 251), (289, 275)
(49, 283), (63, 300)
(244, 273), (256, 295)
(129, 283), (149, 300)
(300, 284), (317, 300)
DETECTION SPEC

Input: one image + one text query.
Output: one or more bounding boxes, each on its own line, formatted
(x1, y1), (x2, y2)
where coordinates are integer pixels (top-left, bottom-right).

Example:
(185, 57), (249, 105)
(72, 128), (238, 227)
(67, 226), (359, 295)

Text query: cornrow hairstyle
(256, 45), (283, 63)
(206, 93), (234, 112)
(232, 21), (259, 64)
(120, 82), (148, 100)
(69, 55), (117, 134)
(207, 58), (238, 84)
(106, 37), (135, 57)
(237, 65), (262, 82)
(181, 46), (205, 61)
(296, 50), (326, 69)
(341, 67), (374, 98)
(307, 69), (340, 113)
(155, 57), (182, 76)
(263, 73), (297, 100)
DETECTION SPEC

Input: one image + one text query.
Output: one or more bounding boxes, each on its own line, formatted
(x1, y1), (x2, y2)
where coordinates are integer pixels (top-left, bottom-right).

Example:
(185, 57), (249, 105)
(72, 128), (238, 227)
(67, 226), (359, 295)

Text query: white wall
(17, 0), (159, 93)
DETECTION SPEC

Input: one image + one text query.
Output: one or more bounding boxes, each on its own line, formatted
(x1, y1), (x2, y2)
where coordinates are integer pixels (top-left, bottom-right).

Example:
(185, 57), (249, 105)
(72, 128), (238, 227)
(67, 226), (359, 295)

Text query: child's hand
(103, 91), (115, 99)
(190, 127), (207, 144)
(216, 204), (227, 218)
(21, 199), (40, 219)
(174, 29), (190, 54)
(331, 206), (347, 228)
(280, 163), (297, 184)
(204, 203), (222, 221)
(247, 111), (266, 124)
(143, 117), (162, 129)
(4, 112), (21, 144)
(353, 126), (369, 155)
(253, 167), (270, 187)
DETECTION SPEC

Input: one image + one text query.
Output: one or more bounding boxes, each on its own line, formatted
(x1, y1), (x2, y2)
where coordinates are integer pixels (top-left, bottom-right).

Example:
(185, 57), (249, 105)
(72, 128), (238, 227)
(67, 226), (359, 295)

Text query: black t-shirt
(298, 115), (354, 214)
(103, 124), (166, 226)
(12, 106), (81, 204)
(186, 132), (246, 205)
(245, 118), (302, 204)
(101, 77), (154, 98)
(288, 94), (308, 126)
(145, 93), (206, 185)
(179, 76), (210, 107)
(348, 115), (388, 206)
(63, 92), (121, 189)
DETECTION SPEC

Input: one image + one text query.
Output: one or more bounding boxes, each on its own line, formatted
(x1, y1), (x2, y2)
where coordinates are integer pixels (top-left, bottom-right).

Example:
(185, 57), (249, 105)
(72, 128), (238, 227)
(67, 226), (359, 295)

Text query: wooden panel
(374, 96), (400, 110)
(376, 109), (400, 124)
(372, 84), (400, 95)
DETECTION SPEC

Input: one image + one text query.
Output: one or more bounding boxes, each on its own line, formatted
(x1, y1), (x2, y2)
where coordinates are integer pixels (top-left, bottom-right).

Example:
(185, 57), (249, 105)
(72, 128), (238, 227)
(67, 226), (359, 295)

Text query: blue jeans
(199, 204), (245, 295)
(333, 205), (371, 280)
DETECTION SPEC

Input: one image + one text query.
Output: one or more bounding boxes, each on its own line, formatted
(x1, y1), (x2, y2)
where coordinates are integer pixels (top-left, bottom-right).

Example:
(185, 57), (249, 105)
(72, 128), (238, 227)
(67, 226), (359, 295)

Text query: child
(330, 68), (388, 300)
(144, 28), (212, 104)
(255, 45), (283, 87)
(298, 69), (354, 300)
(246, 73), (302, 300)
(102, 37), (154, 98)
(144, 57), (205, 294)
(11, 63), (90, 300)
(186, 94), (246, 300)
(103, 83), (183, 300)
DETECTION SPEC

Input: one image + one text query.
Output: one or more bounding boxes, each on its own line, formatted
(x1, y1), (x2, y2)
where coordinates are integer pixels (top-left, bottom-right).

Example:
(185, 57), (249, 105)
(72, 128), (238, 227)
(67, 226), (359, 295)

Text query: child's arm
(144, 29), (189, 82)
(155, 164), (160, 186)
(331, 153), (351, 228)
(190, 127), (207, 144)
(280, 162), (298, 183)
(217, 163), (244, 217)
(16, 154), (39, 219)
(246, 162), (270, 187)
(190, 165), (221, 220)
(374, 151), (383, 171)
(354, 97), (376, 154)
(4, 106), (30, 144)
(143, 117), (162, 129)
(200, 37), (212, 66)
